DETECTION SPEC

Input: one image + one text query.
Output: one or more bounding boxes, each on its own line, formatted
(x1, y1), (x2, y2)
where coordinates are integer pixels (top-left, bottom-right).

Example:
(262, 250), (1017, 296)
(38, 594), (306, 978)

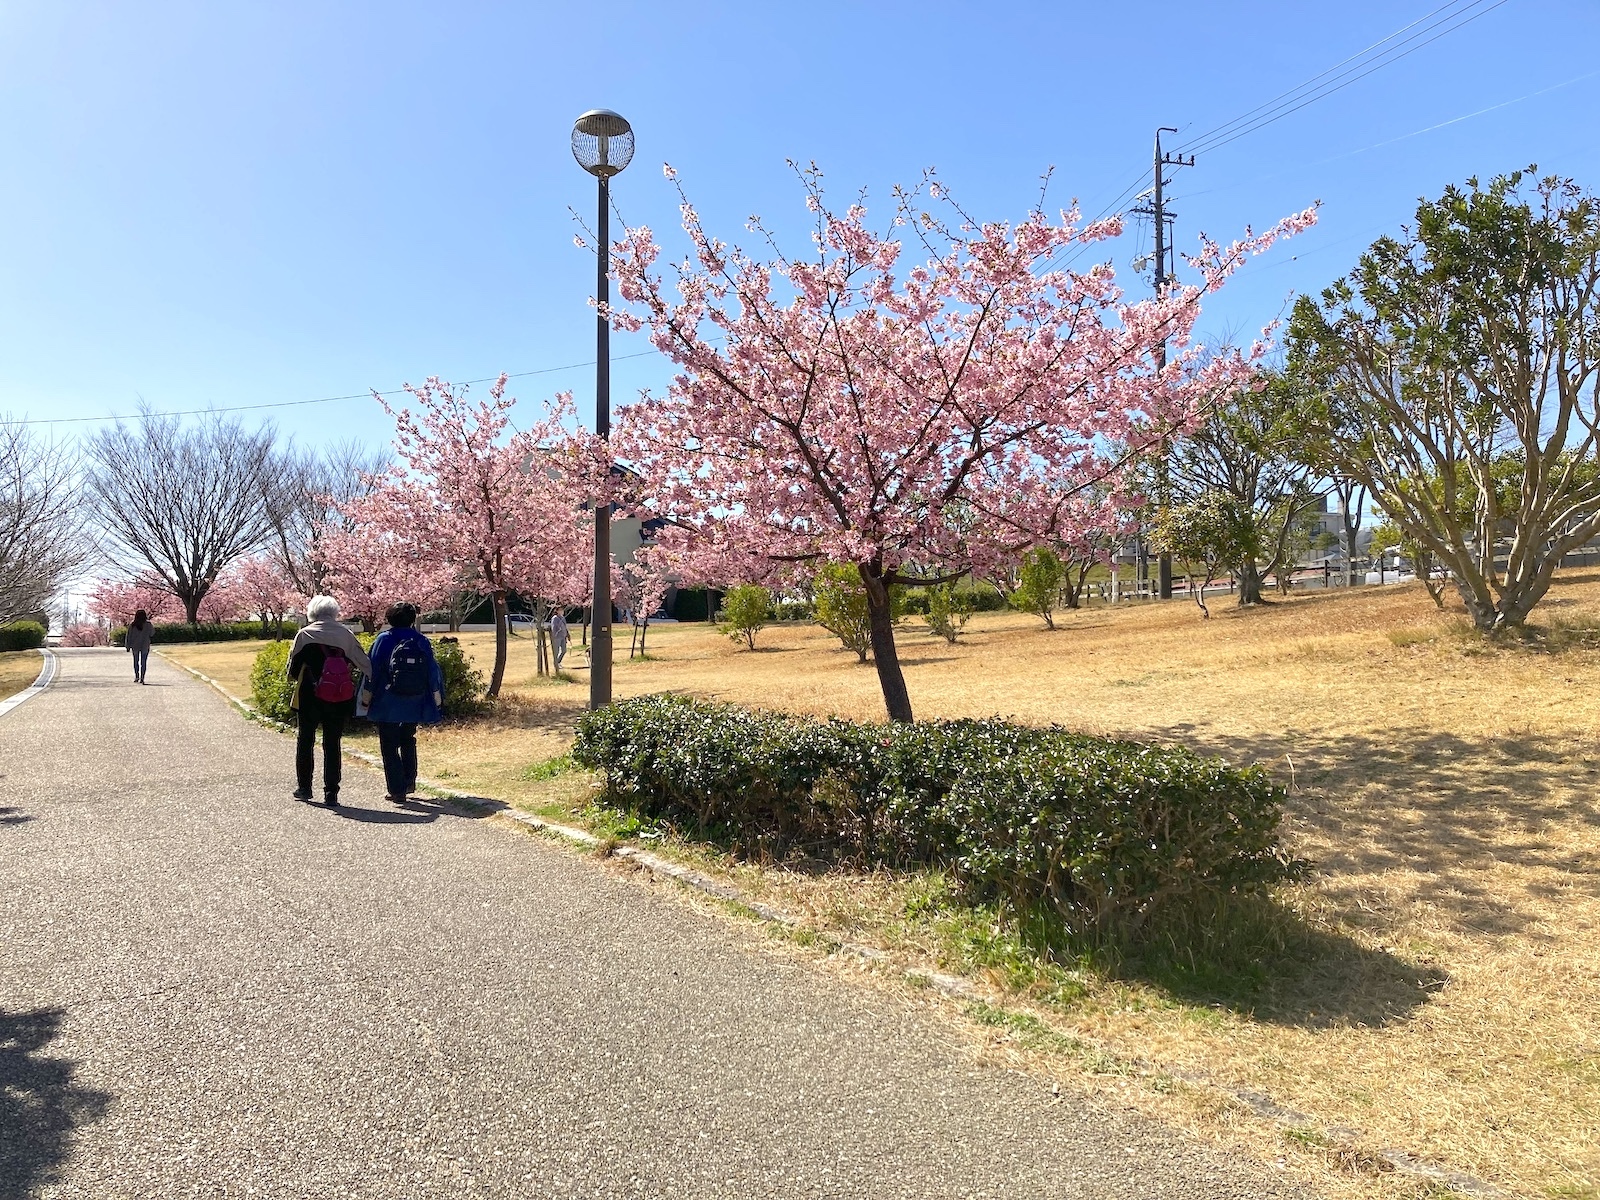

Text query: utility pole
(1133, 126), (1194, 600)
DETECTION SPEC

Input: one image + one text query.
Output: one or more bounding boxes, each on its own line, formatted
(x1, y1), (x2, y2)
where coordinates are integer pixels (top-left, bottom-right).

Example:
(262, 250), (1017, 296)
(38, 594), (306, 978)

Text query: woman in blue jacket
(365, 602), (444, 803)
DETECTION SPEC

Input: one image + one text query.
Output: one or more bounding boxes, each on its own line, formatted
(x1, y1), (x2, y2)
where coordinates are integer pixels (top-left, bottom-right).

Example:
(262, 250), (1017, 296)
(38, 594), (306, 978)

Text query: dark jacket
(124, 622), (154, 653)
(365, 627), (444, 725)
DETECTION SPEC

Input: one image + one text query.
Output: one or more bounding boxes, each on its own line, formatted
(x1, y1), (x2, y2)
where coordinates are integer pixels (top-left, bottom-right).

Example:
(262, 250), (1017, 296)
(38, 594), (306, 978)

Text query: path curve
(0, 648), (1314, 1199)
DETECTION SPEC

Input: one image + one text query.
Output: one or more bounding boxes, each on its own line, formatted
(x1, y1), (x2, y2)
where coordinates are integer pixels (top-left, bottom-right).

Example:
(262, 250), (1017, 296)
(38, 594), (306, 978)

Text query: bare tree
(86, 407), (280, 623)
(262, 440), (390, 597)
(0, 419), (88, 624)
(1291, 171), (1600, 631)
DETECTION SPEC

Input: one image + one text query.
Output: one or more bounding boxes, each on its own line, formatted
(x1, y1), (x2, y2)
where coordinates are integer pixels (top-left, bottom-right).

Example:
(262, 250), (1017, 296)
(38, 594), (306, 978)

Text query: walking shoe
(385, 794), (404, 805)
(292, 787), (312, 801)
(324, 795), (340, 808)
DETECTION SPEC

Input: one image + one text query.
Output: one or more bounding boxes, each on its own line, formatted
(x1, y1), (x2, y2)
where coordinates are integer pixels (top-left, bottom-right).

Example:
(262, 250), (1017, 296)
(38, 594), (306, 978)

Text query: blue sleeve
(370, 632), (393, 692)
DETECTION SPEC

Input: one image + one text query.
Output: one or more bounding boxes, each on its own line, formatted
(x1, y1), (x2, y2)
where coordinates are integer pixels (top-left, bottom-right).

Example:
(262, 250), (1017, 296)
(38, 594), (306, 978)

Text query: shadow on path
(0, 1008), (111, 1200)
(0, 806), (31, 827)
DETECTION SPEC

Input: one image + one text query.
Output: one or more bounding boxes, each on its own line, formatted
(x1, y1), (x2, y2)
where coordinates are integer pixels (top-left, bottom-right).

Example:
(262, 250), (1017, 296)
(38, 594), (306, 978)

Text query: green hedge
(113, 621), (298, 646)
(0, 621), (46, 651)
(250, 634), (487, 723)
(573, 695), (1307, 938)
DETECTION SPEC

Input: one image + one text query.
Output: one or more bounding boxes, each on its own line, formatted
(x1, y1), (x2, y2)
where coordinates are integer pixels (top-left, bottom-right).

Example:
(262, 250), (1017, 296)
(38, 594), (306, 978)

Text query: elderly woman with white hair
(286, 595), (373, 807)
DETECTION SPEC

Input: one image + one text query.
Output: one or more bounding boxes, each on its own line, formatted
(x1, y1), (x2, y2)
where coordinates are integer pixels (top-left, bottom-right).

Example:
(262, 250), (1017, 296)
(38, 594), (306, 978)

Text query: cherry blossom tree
(321, 494), (458, 633)
(87, 575), (179, 626)
(231, 553), (303, 637)
(611, 165), (1316, 720)
(366, 377), (607, 696)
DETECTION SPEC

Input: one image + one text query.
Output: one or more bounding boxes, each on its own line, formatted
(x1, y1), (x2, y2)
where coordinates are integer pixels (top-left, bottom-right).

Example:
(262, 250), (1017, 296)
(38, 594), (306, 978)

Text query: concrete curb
(160, 650), (1509, 1199)
(0, 648), (57, 720)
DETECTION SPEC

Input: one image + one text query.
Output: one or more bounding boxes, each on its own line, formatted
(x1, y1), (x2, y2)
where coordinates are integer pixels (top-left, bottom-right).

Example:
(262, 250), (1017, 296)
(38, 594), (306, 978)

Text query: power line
(2, 349), (663, 428)
(1180, 0), (1513, 157)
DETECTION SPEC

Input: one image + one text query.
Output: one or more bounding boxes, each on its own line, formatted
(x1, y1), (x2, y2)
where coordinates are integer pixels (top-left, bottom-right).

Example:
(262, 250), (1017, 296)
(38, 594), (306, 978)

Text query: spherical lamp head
(572, 109), (634, 179)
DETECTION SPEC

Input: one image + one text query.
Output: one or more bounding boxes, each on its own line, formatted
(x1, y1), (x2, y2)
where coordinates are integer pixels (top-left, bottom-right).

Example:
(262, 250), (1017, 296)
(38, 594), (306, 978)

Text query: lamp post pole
(591, 171), (613, 711)
(571, 108), (634, 712)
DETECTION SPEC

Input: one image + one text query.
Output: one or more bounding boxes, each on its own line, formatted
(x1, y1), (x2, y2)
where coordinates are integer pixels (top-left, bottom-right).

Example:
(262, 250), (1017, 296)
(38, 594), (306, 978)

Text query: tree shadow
(1160, 720), (1600, 940)
(0, 1008), (111, 1199)
(1079, 896), (1450, 1029)
(0, 806), (31, 827)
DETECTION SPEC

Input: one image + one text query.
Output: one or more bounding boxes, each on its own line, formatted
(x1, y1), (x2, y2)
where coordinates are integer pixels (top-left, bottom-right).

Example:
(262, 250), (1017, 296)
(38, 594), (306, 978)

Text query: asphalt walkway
(1, 648), (1313, 1199)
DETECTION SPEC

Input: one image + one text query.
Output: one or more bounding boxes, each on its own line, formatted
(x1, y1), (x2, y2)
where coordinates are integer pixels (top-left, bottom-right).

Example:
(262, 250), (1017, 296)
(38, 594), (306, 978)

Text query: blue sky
(1, 0), (1596, 451)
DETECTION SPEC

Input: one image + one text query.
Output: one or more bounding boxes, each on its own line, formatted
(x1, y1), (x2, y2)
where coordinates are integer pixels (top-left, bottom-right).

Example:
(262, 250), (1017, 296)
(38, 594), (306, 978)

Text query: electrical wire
(2, 349), (663, 428)
(1180, 0), (1513, 157)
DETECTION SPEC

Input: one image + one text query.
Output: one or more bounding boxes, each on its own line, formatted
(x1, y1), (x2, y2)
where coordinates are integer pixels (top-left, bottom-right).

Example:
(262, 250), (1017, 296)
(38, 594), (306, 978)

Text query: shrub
(574, 695), (1307, 939)
(250, 640), (295, 721)
(112, 620), (298, 646)
(960, 581), (1007, 612)
(1011, 546), (1064, 629)
(433, 637), (487, 716)
(773, 599), (813, 622)
(812, 563), (905, 662)
(718, 584), (772, 649)
(924, 584), (974, 644)
(0, 621), (47, 651)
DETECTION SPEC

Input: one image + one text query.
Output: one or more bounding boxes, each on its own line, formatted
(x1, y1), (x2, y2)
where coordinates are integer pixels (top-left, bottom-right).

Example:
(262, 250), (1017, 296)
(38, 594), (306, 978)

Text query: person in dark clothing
(365, 602), (444, 803)
(125, 609), (154, 683)
(286, 595), (373, 807)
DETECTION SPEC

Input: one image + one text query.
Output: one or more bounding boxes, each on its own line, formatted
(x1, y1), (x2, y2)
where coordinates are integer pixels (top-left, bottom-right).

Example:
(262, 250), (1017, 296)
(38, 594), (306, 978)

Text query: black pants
(296, 695), (350, 798)
(376, 722), (418, 797)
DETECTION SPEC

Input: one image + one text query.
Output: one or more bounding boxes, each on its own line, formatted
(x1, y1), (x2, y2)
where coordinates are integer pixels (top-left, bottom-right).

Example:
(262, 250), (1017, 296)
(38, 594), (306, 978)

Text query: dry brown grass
(164, 581), (1600, 1198)
(0, 649), (43, 702)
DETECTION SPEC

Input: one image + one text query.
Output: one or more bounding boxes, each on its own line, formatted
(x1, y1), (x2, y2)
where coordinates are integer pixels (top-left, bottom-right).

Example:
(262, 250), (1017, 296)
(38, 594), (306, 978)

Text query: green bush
(924, 584), (974, 644)
(573, 695), (1307, 939)
(250, 641), (295, 721)
(812, 563), (905, 662)
(0, 621), (46, 651)
(1010, 547), (1065, 628)
(960, 581), (1007, 612)
(433, 637), (487, 716)
(773, 599), (813, 622)
(718, 584), (772, 649)
(112, 620), (298, 647)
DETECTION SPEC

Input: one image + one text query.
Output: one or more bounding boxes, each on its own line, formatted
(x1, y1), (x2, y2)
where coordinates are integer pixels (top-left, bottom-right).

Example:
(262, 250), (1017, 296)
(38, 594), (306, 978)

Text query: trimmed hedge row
(0, 621), (47, 651)
(573, 695), (1306, 937)
(112, 621), (299, 646)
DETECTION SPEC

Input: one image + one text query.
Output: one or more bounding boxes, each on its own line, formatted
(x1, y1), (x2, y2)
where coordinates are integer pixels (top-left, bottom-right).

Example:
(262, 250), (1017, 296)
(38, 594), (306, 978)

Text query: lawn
(163, 579), (1600, 1199)
(0, 649), (43, 703)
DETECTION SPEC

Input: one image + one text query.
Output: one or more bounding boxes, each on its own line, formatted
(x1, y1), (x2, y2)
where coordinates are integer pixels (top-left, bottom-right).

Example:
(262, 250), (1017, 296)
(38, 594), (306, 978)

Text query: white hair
(306, 595), (341, 623)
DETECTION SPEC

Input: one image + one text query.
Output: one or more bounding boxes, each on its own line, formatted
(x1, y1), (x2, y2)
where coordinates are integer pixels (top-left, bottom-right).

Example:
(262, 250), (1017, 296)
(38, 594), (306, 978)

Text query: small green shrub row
(113, 620), (298, 646)
(573, 695), (1307, 938)
(249, 634), (488, 722)
(902, 582), (1007, 615)
(0, 621), (47, 651)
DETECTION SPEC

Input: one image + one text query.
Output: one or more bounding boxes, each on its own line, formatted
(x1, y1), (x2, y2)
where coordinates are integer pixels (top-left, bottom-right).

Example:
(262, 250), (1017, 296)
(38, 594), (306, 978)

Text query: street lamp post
(571, 108), (634, 712)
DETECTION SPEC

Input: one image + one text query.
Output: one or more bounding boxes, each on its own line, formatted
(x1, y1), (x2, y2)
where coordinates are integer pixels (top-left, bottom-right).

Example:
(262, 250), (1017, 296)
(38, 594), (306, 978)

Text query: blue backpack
(387, 636), (429, 697)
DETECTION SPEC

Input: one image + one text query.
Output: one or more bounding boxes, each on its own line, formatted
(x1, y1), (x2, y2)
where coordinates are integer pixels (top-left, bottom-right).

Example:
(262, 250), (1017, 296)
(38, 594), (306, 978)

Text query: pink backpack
(314, 646), (356, 703)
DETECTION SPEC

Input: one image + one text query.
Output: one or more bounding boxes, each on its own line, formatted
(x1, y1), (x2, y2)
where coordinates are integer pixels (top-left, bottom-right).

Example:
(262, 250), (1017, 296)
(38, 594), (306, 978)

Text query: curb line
(0, 648), (57, 720)
(159, 650), (1508, 1199)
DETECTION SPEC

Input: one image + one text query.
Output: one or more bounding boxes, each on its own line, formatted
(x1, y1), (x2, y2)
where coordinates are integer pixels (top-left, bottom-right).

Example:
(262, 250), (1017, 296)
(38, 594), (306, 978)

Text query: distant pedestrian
(125, 609), (154, 684)
(287, 595), (373, 807)
(549, 610), (569, 672)
(365, 602), (444, 804)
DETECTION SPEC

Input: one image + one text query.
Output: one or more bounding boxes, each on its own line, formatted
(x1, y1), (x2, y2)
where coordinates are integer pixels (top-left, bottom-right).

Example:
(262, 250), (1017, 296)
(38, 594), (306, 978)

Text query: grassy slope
(0, 649), (43, 703)
(164, 580), (1600, 1198)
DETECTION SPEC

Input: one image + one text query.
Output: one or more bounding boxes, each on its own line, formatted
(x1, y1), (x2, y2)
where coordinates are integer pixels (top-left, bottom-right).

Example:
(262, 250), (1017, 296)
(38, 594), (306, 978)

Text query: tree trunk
(488, 590), (509, 698)
(535, 600), (550, 676)
(861, 566), (913, 723)
(183, 594), (201, 624)
(1236, 560), (1264, 606)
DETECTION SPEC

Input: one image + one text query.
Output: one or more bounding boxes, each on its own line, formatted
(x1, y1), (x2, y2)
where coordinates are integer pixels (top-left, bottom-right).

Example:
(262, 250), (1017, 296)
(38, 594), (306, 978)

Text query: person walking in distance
(125, 608), (154, 684)
(287, 595), (373, 807)
(364, 602), (444, 803)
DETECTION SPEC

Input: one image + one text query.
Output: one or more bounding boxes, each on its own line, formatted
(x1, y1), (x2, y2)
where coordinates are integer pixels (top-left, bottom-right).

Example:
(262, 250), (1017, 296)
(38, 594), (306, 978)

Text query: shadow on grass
(1163, 721), (1600, 939)
(1055, 898), (1449, 1029)
(0, 1008), (111, 1199)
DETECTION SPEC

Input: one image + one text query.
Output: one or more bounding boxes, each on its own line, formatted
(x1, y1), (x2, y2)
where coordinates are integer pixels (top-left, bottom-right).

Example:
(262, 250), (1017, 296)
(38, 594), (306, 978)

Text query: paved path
(1, 649), (1313, 1199)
